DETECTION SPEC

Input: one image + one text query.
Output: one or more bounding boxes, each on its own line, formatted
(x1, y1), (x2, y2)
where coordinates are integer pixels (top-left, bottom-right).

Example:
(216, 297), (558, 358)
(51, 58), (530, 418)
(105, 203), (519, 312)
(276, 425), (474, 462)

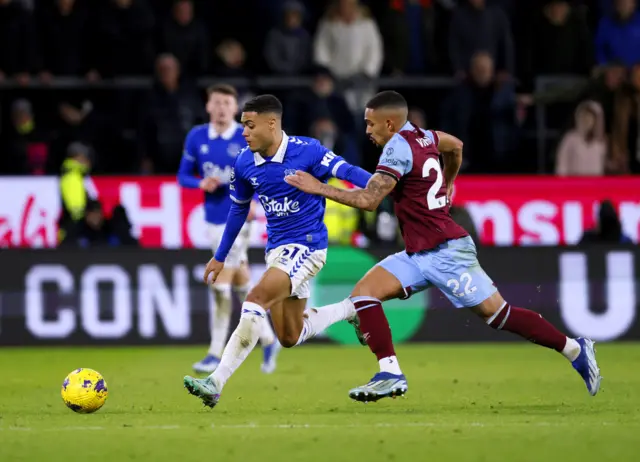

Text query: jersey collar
(209, 121), (239, 140)
(400, 121), (413, 132)
(253, 131), (289, 166)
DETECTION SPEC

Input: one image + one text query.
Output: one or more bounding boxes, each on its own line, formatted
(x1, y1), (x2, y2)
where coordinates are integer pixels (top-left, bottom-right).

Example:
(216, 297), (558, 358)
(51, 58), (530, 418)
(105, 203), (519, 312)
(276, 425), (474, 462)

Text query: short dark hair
(243, 94), (283, 115)
(366, 91), (408, 110)
(207, 84), (238, 98)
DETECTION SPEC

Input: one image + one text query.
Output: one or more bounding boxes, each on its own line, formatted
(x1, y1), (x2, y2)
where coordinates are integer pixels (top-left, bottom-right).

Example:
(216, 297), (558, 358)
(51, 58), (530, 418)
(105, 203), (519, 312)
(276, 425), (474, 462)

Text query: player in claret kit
(178, 84), (280, 375)
(286, 91), (602, 402)
(183, 94), (372, 408)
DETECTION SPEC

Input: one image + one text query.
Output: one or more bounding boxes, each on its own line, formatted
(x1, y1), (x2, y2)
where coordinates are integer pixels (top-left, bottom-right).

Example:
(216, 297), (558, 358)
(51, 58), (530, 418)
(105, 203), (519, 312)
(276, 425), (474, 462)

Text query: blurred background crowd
(2, 0), (640, 179)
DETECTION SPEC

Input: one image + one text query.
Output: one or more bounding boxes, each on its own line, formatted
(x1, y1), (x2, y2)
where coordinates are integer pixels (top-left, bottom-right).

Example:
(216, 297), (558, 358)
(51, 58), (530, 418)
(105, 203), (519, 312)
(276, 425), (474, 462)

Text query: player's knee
(277, 333), (297, 348)
(245, 289), (268, 308)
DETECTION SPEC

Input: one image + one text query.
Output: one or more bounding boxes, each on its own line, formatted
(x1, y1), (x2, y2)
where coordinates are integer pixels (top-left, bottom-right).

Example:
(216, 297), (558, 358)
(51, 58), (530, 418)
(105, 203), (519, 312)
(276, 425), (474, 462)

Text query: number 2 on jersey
(422, 158), (447, 210)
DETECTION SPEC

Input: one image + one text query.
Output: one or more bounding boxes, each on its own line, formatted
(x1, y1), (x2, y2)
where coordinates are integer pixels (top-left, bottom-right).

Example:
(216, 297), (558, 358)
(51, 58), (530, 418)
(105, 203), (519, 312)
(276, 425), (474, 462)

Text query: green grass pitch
(0, 343), (638, 462)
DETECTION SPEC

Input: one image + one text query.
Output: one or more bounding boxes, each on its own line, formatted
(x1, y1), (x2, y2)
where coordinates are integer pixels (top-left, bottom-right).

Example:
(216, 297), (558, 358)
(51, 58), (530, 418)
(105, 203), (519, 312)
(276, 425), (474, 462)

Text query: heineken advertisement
(0, 246), (638, 345)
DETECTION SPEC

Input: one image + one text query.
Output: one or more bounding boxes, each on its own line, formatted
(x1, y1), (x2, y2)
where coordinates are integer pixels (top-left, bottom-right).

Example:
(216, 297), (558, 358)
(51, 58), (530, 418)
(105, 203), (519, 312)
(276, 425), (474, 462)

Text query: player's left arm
(434, 131), (463, 199)
(309, 145), (372, 189)
(177, 129), (201, 189)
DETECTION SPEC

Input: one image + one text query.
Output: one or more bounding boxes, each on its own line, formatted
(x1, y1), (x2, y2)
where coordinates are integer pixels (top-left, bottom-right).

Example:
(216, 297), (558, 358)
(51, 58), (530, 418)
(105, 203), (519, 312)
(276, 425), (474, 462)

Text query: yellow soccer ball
(61, 368), (108, 414)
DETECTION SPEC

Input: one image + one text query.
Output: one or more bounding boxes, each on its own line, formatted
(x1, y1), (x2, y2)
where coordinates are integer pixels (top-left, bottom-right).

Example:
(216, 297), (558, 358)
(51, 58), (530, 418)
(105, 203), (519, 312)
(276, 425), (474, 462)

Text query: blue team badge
(227, 143), (241, 156)
(284, 169), (296, 178)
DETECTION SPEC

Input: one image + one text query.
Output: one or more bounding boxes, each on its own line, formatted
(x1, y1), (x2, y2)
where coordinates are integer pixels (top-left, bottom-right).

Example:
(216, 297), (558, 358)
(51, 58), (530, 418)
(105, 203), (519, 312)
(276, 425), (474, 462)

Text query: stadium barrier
(0, 246), (638, 346)
(1, 175), (639, 248)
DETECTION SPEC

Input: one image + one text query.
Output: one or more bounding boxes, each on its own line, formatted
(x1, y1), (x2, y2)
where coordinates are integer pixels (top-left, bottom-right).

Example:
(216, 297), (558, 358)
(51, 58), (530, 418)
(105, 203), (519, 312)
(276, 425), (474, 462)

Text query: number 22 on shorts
(447, 272), (477, 298)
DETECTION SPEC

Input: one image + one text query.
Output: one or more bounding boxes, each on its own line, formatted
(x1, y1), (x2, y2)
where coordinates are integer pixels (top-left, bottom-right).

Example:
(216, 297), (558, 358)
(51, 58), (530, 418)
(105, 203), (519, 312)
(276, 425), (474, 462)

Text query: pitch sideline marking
(0, 421), (631, 432)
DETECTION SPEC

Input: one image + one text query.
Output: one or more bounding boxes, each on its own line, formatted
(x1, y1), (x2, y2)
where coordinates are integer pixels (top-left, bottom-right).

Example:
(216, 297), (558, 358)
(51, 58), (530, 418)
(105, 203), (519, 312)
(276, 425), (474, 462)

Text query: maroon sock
(351, 297), (395, 360)
(489, 304), (568, 352)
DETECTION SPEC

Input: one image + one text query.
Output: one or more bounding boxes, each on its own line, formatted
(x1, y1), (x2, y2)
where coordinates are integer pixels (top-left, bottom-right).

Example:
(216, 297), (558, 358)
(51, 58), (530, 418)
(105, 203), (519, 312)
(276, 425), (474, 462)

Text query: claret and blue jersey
(177, 122), (246, 225)
(230, 133), (363, 252)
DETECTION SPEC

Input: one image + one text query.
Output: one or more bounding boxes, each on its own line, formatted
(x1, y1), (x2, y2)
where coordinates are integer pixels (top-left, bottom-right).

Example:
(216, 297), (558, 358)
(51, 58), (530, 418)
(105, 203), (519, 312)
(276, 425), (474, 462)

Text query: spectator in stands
(0, 99), (50, 175)
(441, 51), (517, 172)
(285, 66), (355, 136)
(448, 0), (514, 80)
(313, 0), (383, 109)
(92, 0), (155, 77)
(309, 115), (358, 165)
(611, 63), (640, 173)
(579, 200), (633, 245)
(524, 0), (593, 82)
(37, 0), (89, 80)
(57, 141), (93, 243)
(555, 100), (607, 176)
(595, 0), (640, 67)
(381, 0), (437, 75)
(140, 54), (203, 174)
(264, 1), (311, 76)
(0, 0), (36, 84)
(60, 200), (139, 248)
(213, 39), (249, 78)
(159, 0), (208, 76)
(408, 106), (427, 128)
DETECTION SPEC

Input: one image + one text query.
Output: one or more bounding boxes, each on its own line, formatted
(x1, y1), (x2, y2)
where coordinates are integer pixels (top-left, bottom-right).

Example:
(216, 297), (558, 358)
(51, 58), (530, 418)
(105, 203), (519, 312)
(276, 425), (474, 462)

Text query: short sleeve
(229, 158), (253, 204)
(376, 135), (413, 181)
(309, 143), (346, 181)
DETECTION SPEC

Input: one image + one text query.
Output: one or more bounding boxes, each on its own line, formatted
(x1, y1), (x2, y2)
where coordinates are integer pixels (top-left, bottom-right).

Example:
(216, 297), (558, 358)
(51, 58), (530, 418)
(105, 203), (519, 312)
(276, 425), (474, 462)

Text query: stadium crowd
(1, 0), (640, 178)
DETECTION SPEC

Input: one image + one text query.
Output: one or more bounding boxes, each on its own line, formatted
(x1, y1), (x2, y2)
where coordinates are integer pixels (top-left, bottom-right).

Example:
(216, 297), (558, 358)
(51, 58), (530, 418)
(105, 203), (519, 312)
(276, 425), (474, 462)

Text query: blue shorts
(378, 236), (497, 308)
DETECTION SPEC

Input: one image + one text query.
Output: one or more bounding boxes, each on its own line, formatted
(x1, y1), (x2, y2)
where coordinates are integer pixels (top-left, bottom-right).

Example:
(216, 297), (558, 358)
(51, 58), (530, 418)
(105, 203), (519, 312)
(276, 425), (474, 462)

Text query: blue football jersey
(230, 133), (349, 252)
(179, 122), (246, 225)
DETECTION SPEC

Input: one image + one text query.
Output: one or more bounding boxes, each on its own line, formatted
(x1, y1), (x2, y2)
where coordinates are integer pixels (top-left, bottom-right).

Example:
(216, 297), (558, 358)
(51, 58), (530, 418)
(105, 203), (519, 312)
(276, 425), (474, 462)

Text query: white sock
(379, 356), (403, 375)
(561, 337), (581, 362)
(259, 316), (276, 346)
(233, 283), (250, 303)
(210, 302), (265, 387)
(296, 298), (356, 345)
(208, 284), (232, 358)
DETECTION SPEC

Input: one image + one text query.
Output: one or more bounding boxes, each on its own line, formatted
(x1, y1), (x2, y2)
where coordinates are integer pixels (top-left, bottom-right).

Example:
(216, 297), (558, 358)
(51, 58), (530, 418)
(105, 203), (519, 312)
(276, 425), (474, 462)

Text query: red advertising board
(1, 175), (638, 248)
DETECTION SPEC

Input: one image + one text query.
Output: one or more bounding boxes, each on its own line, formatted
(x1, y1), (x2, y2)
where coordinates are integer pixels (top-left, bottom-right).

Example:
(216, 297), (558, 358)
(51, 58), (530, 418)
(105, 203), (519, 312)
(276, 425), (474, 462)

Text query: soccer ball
(61, 368), (108, 414)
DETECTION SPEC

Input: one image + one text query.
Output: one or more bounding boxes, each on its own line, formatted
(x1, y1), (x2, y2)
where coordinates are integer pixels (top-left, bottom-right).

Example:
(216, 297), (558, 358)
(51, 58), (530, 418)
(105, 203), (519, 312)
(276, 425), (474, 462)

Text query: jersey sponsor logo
(200, 145), (209, 154)
(320, 151), (336, 167)
(258, 195), (301, 217)
(203, 162), (233, 184)
(379, 157), (404, 167)
(417, 137), (433, 148)
(383, 147), (394, 156)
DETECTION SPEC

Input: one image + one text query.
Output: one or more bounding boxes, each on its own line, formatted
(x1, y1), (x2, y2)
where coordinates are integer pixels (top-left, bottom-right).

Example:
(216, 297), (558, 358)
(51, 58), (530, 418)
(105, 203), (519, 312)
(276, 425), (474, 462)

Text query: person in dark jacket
(595, 0), (640, 67)
(579, 200), (633, 245)
(523, 0), (593, 83)
(61, 200), (138, 248)
(441, 51), (517, 172)
(264, 1), (311, 75)
(158, 0), (208, 76)
(139, 54), (204, 174)
(448, 0), (515, 78)
(0, 0), (37, 83)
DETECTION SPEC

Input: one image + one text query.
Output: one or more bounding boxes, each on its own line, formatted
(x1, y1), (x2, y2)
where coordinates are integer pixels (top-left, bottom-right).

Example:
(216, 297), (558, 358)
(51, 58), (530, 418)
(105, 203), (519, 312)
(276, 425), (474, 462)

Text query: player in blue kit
(183, 94), (371, 408)
(178, 85), (280, 375)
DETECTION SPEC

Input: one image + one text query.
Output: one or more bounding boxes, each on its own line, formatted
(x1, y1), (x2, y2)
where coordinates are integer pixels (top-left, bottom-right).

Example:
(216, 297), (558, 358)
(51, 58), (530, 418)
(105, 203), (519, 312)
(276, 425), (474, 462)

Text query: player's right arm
(433, 131), (463, 201)
(204, 158), (254, 284)
(177, 128), (218, 192)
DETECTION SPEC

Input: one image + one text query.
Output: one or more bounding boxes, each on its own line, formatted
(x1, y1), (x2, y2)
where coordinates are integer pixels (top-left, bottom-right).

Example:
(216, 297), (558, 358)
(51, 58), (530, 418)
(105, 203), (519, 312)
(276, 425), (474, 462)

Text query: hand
(199, 177), (219, 193)
(284, 170), (322, 195)
(446, 184), (454, 205)
(204, 257), (224, 285)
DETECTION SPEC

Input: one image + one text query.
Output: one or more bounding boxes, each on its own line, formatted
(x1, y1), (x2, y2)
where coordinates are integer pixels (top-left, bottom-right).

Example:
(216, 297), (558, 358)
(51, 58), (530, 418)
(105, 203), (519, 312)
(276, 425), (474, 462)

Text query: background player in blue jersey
(177, 84), (280, 375)
(183, 95), (372, 408)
